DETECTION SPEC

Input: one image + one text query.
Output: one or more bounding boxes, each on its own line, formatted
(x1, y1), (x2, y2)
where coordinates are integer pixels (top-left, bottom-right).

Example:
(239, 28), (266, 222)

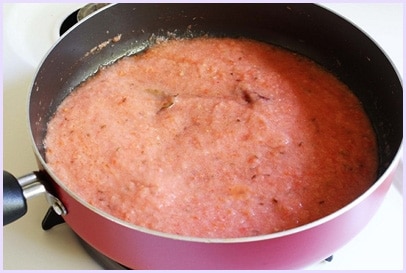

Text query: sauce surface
(45, 38), (378, 238)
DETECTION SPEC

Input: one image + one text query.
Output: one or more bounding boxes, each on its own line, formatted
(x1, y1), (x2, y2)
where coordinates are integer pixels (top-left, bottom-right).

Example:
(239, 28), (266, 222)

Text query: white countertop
(2, 3), (403, 270)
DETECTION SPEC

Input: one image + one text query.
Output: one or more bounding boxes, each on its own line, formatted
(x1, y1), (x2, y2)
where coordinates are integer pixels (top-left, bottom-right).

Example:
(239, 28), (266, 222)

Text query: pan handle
(3, 171), (67, 226)
(3, 171), (28, 225)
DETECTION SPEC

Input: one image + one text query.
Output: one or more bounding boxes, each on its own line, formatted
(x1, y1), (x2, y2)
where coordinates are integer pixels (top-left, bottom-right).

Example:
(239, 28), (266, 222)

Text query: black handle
(3, 171), (27, 225)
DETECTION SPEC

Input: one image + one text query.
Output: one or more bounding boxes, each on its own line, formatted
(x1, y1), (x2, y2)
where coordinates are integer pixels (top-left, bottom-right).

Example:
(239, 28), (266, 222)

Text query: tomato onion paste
(45, 37), (378, 238)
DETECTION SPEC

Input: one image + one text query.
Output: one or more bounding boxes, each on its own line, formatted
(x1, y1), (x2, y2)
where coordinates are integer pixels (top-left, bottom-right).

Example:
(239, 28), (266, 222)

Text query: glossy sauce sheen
(45, 38), (378, 238)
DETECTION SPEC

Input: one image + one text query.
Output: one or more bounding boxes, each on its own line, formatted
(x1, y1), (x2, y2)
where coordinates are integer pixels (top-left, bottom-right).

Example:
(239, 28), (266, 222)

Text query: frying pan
(3, 3), (402, 269)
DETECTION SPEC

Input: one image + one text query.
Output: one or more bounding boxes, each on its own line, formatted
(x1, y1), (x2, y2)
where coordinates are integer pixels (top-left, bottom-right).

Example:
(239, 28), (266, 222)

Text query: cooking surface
(2, 3), (403, 270)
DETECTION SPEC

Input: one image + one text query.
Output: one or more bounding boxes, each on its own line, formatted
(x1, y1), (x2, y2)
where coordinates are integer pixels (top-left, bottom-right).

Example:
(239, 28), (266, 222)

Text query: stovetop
(2, 3), (403, 270)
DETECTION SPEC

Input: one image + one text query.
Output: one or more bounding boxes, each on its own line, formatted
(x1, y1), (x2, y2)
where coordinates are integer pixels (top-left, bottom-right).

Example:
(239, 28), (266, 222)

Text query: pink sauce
(45, 37), (378, 238)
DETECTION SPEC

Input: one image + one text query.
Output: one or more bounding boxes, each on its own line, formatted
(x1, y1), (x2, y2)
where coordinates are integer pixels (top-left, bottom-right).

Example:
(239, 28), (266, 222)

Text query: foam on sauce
(45, 37), (378, 238)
